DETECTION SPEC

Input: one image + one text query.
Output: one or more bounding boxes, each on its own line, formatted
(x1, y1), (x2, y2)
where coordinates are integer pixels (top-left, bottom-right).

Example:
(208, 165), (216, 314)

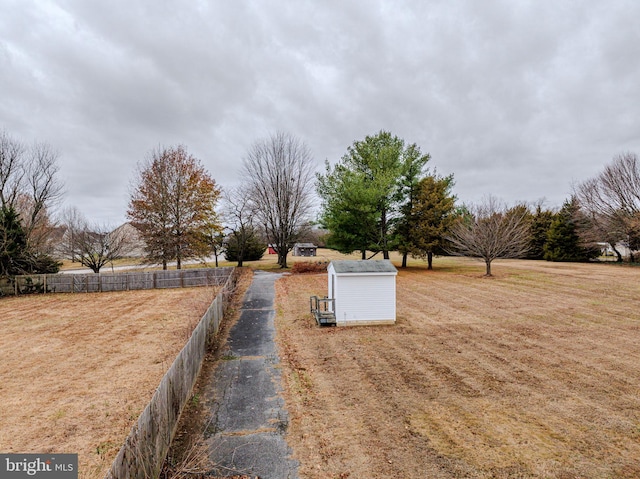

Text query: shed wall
(334, 274), (395, 323)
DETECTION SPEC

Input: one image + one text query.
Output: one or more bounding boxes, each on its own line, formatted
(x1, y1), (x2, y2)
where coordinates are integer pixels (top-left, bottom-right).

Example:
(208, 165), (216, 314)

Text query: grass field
(275, 256), (640, 478)
(0, 286), (220, 479)
(58, 247), (356, 273)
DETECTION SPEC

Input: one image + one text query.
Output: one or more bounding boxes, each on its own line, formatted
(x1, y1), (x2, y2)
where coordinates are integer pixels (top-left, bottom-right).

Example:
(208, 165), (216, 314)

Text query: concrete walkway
(206, 270), (299, 478)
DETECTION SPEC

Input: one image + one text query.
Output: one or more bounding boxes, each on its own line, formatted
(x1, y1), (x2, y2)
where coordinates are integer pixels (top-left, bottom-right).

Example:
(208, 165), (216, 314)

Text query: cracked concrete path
(206, 270), (299, 479)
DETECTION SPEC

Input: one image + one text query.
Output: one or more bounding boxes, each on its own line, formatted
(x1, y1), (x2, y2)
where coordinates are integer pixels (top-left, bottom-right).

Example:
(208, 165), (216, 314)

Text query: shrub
(291, 261), (328, 274)
(223, 230), (267, 263)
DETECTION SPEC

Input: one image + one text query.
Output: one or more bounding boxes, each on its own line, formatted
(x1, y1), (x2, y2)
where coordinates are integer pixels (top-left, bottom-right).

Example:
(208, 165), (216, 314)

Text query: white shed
(327, 260), (397, 326)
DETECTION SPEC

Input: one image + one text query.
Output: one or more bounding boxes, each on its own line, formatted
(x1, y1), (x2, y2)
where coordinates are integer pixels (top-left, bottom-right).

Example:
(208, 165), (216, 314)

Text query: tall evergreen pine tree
(544, 199), (598, 262)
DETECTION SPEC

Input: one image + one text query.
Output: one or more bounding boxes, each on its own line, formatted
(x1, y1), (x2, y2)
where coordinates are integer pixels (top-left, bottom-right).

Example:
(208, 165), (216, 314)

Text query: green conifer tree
(526, 205), (556, 260)
(0, 206), (60, 278)
(223, 228), (266, 265)
(0, 207), (30, 277)
(544, 199), (599, 262)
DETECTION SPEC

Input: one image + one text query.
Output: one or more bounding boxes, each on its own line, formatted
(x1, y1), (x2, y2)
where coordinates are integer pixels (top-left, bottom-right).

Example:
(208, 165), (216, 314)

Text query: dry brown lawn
(275, 257), (640, 478)
(0, 286), (219, 479)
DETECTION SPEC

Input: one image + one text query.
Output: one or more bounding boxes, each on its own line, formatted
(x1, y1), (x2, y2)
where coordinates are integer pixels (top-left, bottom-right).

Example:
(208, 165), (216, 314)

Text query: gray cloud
(1, 0), (639, 224)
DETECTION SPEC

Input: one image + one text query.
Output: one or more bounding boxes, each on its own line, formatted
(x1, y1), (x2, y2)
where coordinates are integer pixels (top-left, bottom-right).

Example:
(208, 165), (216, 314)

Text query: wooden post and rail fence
(3, 268), (234, 296)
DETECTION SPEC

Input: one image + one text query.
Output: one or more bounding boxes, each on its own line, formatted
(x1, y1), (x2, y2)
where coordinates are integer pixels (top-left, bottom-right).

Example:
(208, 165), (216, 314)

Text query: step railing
(310, 295), (336, 325)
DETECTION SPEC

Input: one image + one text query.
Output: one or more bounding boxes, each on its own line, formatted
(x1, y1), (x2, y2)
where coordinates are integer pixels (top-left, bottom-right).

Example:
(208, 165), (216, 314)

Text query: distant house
(110, 223), (146, 257)
(54, 222), (145, 260)
(292, 243), (317, 257)
(326, 260), (397, 326)
(268, 244), (277, 254)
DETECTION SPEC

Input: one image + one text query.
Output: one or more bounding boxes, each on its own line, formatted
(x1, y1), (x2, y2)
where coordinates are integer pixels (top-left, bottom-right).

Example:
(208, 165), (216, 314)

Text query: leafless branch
(574, 152), (640, 260)
(241, 132), (316, 268)
(0, 131), (64, 254)
(62, 207), (134, 273)
(446, 196), (530, 276)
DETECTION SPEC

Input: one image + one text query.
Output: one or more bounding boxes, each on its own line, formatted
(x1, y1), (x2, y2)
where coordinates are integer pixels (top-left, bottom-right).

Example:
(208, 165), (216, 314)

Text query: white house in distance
(327, 260), (398, 326)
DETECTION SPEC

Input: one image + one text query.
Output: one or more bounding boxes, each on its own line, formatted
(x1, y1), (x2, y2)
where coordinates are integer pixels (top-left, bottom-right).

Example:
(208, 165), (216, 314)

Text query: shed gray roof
(329, 260), (398, 274)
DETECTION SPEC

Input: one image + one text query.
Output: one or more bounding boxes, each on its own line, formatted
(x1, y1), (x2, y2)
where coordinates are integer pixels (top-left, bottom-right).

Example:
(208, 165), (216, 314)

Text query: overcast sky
(2, 0), (639, 225)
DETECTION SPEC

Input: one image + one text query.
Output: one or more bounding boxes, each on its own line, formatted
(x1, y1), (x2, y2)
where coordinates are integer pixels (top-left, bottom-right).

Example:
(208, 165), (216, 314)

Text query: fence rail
(5, 268), (234, 295)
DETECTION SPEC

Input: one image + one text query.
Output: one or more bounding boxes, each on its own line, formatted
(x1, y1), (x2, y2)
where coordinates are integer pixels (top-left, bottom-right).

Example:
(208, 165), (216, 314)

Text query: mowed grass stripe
(275, 258), (640, 478)
(0, 286), (219, 479)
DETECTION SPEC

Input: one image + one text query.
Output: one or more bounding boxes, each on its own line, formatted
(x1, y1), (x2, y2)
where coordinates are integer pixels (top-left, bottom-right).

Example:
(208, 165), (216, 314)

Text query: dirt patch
(0, 285), (220, 479)
(275, 257), (640, 478)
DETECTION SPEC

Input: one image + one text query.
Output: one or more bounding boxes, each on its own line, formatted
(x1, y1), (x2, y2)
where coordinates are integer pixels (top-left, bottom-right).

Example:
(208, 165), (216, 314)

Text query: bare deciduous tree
(446, 196), (530, 276)
(0, 131), (64, 253)
(242, 132), (315, 268)
(223, 186), (260, 267)
(204, 228), (225, 268)
(62, 207), (134, 273)
(574, 152), (640, 261)
(59, 206), (83, 262)
(0, 131), (25, 207)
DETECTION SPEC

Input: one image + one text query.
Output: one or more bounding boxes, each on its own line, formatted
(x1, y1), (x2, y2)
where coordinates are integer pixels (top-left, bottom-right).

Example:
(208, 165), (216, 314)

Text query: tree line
(316, 130), (640, 275)
(0, 129), (317, 279)
(0, 131), (63, 279)
(317, 131), (454, 268)
(1, 127), (639, 283)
